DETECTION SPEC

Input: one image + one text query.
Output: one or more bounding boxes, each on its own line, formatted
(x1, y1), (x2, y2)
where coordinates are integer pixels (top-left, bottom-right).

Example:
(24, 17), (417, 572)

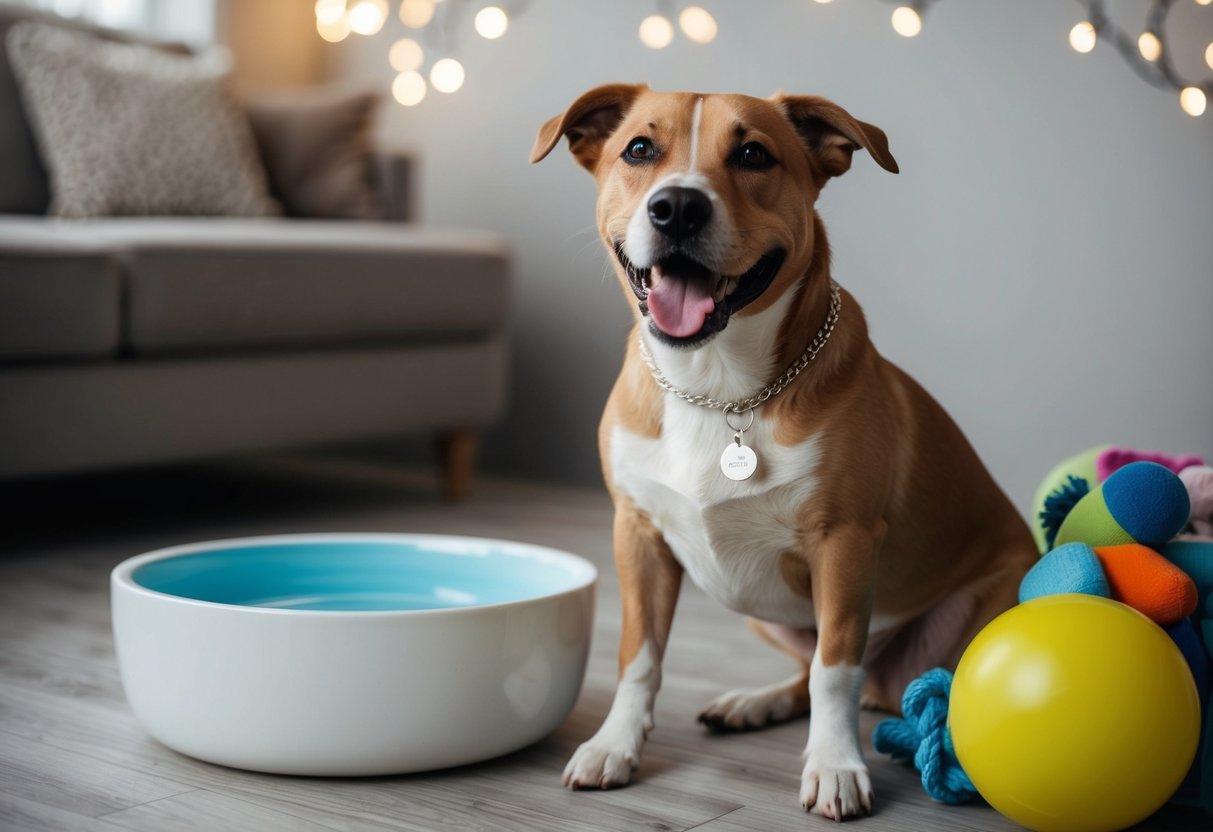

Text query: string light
(639, 15), (675, 49)
(348, 0), (388, 35)
(389, 37), (424, 71)
(316, 0), (1211, 116)
(1066, 1), (1211, 117)
(430, 57), (466, 93)
(1180, 86), (1207, 115)
(883, 1), (939, 37)
(890, 6), (922, 37)
(1137, 31), (1161, 62)
(392, 70), (427, 106)
(314, 0), (346, 25)
(1069, 20), (1097, 52)
(679, 6), (718, 44)
(474, 6), (509, 39)
(399, 0), (436, 28)
(316, 13), (351, 42)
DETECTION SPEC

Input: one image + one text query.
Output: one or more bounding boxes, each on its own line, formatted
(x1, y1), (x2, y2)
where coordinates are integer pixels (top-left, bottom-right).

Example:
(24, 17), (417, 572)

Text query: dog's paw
(697, 680), (807, 732)
(561, 741), (641, 790)
(799, 761), (873, 820)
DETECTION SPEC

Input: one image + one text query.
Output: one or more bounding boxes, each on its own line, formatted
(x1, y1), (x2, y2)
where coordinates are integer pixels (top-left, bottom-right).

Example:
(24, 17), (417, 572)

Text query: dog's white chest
(610, 407), (821, 628)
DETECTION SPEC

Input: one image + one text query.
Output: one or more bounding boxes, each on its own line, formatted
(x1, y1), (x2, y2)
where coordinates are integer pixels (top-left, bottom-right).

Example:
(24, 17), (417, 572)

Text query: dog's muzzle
(615, 243), (787, 349)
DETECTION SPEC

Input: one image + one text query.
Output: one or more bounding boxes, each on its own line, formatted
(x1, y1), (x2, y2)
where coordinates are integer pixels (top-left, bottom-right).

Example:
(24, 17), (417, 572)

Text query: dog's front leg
(800, 524), (881, 819)
(563, 503), (682, 789)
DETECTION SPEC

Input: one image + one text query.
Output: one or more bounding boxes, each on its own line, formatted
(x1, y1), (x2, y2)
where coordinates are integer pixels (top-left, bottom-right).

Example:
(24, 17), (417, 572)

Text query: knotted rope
(872, 667), (977, 804)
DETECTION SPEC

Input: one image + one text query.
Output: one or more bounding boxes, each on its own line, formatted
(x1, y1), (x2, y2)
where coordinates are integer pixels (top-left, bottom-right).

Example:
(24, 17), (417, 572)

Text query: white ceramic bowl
(111, 533), (597, 776)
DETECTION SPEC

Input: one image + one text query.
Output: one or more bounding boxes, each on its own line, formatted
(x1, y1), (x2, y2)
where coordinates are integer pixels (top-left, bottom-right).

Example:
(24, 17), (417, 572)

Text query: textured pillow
(6, 22), (279, 218)
(244, 88), (384, 220)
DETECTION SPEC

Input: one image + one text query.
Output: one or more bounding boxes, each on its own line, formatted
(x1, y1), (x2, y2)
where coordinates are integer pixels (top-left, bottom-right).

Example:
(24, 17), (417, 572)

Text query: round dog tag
(720, 442), (757, 481)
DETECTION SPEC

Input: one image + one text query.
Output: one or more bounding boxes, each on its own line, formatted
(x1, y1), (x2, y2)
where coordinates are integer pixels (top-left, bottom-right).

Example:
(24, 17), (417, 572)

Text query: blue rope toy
(872, 667), (978, 804)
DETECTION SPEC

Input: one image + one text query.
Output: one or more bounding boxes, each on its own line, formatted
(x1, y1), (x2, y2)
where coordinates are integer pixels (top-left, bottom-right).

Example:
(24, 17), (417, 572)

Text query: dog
(531, 85), (1037, 820)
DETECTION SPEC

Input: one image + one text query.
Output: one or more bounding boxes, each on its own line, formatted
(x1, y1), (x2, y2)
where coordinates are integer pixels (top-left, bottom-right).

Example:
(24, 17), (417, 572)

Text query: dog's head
(532, 85), (897, 349)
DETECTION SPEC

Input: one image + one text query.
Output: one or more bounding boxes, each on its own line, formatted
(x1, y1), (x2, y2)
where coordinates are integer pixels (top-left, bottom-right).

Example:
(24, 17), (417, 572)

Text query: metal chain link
(636, 281), (842, 415)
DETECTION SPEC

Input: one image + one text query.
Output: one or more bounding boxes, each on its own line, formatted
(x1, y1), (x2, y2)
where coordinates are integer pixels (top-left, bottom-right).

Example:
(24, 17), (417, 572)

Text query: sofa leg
(438, 429), (478, 501)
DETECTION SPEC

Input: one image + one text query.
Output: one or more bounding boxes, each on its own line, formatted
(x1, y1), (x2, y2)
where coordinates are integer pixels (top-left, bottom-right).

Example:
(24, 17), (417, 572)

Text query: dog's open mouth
(615, 244), (786, 347)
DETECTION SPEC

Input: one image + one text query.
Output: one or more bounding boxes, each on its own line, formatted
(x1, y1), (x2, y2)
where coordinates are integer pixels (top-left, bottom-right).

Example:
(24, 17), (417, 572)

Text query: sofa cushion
(245, 88), (383, 220)
(71, 218), (511, 354)
(0, 216), (120, 359)
(0, 4), (192, 215)
(0, 4), (51, 214)
(7, 22), (279, 219)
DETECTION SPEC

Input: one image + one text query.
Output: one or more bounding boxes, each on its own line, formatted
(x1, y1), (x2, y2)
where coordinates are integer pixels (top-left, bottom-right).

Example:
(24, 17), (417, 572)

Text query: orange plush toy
(1094, 543), (1199, 626)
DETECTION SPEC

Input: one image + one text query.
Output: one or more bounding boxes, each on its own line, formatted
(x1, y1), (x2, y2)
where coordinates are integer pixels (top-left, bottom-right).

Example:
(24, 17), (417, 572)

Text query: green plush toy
(1054, 461), (1191, 551)
(1030, 445), (1109, 552)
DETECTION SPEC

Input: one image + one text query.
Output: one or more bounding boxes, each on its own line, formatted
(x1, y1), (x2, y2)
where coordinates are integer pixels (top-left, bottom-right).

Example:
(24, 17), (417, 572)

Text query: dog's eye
(623, 137), (657, 164)
(734, 142), (776, 171)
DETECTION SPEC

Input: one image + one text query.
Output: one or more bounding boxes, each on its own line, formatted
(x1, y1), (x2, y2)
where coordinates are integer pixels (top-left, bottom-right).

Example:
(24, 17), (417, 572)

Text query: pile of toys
(874, 446), (1213, 832)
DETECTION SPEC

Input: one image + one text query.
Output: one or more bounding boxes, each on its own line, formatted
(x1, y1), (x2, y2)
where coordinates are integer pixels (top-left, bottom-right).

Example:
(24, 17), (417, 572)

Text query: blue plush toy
(1018, 542), (1110, 603)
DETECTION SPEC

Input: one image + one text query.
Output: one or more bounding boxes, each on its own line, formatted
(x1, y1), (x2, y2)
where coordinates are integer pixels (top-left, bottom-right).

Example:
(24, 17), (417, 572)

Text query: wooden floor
(0, 458), (1206, 832)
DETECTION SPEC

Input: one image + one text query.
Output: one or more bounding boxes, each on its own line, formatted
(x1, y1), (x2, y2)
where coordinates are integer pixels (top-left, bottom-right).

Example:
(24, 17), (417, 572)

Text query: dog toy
(1173, 690), (1213, 817)
(1180, 466), (1213, 537)
(1164, 538), (1213, 607)
(949, 594), (1201, 832)
(1019, 539), (1197, 624)
(1031, 445), (1108, 551)
(1096, 447), (1205, 482)
(1033, 447), (1205, 551)
(1018, 542), (1109, 603)
(1167, 617), (1211, 701)
(1092, 543), (1199, 625)
(1207, 593), (1213, 661)
(1162, 535), (1213, 816)
(871, 668), (977, 805)
(1055, 461), (1191, 551)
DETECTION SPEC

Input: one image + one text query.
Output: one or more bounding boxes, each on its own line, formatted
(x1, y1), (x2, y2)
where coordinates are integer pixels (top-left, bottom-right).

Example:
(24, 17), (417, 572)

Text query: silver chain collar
(636, 281), (842, 417)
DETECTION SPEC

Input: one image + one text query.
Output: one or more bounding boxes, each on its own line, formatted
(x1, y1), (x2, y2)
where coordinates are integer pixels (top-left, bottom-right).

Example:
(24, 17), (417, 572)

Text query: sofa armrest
(371, 151), (416, 223)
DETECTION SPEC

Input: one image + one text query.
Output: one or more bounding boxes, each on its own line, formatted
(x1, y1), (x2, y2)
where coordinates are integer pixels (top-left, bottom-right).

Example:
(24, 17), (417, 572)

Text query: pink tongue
(647, 274), (715, 338)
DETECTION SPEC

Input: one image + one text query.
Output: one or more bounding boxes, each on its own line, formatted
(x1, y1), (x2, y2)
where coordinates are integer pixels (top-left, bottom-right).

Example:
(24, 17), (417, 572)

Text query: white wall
(331, 0), (1212, 515)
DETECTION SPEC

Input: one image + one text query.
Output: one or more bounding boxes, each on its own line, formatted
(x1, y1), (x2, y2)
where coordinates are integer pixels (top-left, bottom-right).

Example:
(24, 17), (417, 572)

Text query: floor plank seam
(187, 787), (352, 832)
(0, 723), (202, 807)
(682, 806), (744, 830)
(92, 786), (203, 821)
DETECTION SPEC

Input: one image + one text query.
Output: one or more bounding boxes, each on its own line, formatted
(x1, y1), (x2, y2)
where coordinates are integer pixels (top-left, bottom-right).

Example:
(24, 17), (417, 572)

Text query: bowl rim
(111, 532), (598, 618)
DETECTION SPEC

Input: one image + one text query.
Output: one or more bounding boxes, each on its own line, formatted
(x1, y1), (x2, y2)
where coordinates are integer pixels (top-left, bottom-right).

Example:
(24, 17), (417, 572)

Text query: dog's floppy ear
(530, 83), (647, 172)
(776, 94), (899, 183)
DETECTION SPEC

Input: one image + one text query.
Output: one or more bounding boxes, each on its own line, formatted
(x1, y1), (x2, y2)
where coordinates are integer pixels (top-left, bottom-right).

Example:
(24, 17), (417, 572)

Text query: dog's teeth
(713, 277), (727, 302)
(725, 277), (739, 296)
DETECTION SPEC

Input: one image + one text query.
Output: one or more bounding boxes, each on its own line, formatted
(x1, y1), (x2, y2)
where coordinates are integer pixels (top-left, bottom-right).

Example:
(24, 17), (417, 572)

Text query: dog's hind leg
(861, 554), (1034, 714)
(697, 619), (814, 732)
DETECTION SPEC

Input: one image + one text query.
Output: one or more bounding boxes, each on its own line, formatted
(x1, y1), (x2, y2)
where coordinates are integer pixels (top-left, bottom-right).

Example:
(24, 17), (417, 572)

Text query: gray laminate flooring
(1, 457), (1206, 831)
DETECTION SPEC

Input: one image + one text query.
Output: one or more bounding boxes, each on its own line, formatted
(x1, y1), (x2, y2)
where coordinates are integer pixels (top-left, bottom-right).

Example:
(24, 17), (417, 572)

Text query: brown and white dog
(531, 85), (1037, 820)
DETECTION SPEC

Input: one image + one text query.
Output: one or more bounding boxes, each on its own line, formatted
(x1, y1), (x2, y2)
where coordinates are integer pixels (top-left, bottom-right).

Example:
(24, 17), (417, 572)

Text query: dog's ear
(775, 94), (899, 183)
(530, 83), (647, 172)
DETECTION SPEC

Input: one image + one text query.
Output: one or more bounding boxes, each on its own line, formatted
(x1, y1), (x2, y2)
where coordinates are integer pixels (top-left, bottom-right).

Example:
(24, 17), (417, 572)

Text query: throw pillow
(244, 88), (384, 220)
(6, 22), (279, 218)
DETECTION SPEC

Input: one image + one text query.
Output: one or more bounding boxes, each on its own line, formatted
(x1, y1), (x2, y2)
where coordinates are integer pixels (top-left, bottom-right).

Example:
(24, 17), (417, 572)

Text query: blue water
(132, 538), (591, 612)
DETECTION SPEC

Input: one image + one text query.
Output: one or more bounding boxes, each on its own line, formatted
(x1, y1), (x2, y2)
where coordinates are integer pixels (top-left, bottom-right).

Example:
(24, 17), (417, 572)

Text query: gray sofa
(0, 6), (510, 498)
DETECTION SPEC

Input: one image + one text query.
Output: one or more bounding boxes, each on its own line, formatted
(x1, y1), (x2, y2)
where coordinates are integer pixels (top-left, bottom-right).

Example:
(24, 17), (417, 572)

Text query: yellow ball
(950, 594), (1200, 832)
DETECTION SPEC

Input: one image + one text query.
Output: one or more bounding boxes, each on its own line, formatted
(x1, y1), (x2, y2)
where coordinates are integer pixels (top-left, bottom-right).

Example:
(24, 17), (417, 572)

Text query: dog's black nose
(648, 186), (712, 240)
